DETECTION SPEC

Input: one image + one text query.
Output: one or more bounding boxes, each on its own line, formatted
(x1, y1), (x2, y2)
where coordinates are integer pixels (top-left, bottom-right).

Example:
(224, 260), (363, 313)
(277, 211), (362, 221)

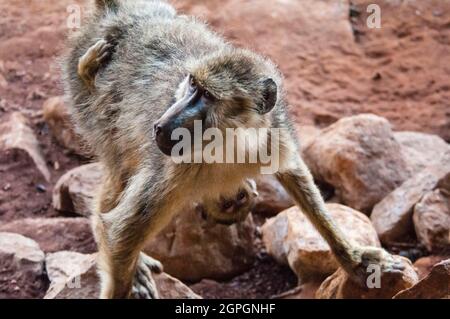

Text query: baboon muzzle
(153, 85), (207, 157)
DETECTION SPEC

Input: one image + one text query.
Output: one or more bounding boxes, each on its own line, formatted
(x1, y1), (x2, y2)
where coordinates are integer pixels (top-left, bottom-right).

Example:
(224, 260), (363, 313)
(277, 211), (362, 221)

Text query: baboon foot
(78, 39), (114, 90)
(131, 253), (163, 299)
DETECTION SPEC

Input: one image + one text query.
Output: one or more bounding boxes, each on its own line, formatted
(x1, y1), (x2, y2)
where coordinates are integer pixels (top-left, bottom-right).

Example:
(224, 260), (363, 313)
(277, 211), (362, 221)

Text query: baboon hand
(131, 253), (163, 299)
(78, 39), (114, 90)
(349, 246), (405, 287)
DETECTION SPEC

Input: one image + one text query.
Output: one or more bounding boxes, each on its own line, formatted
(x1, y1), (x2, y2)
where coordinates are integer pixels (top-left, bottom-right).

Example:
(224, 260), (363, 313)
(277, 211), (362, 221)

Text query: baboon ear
(258, 78), (277, 114)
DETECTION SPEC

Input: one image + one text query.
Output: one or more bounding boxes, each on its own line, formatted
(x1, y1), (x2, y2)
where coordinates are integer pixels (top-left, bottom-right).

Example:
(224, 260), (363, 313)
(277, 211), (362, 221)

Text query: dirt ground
(0, 0), (449, 298)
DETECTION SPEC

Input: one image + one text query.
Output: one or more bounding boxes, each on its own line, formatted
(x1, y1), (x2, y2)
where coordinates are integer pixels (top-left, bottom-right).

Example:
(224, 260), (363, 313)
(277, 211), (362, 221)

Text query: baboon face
(196, 179), (258, 225)
(153, 74), (213, 156)
(153, 52), (278, 157)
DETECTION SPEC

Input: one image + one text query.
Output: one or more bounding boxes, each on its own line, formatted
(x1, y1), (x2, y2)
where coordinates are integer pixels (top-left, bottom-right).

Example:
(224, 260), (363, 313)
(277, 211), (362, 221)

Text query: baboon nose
(153, 123), (162, 137)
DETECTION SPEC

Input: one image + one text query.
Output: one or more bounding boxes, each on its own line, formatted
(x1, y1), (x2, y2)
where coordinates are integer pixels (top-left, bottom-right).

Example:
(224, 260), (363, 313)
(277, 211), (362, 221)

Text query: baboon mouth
(154, 133), (183, 157)
(155, 142), (174, 156)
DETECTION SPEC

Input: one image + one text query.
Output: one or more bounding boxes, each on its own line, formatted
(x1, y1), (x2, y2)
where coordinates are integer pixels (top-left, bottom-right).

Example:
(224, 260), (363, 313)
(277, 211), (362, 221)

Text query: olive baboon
(63, 0), (403, 298)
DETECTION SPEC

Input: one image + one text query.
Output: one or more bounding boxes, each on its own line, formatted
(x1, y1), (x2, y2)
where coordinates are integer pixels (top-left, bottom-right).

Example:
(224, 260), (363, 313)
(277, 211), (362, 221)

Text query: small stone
(0, 112), (50, 181)
(42, 96), (86, 155)
(413, 189), (450, 252)
(52, 163), (103, 216)
(36, 183), (47, 193)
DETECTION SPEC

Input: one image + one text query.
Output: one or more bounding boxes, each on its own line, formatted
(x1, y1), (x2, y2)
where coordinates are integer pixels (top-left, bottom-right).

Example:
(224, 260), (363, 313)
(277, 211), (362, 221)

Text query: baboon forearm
(275, 159), (357, 270)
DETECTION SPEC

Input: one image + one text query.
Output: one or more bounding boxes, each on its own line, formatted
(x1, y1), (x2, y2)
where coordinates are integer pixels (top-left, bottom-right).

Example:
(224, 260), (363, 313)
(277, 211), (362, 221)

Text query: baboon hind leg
(93, 171), (164, 299)
(95, 210), (163, 299)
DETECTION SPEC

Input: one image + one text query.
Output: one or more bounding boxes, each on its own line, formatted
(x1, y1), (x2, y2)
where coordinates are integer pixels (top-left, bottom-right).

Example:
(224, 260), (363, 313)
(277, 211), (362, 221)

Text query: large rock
(0, 112), (50, 181)
(303, 114), (410, 213)
(253, 176), (293, 216)
(413, 189), (450, 252)
(394, 259), (450, 299)
(0, 218), (96, 253)
(395, 131), (450, 174)
(0, 232), (47, 298)
(261, 204), (380, 280)
(42, 96), (85, 155)
(44, 253), (201, 299)
(296, 125), (321, 155)
(144, 208), (256, 282)
(371, 160), (450, 245)
(316, 256), (418, 299)
(53, 163), (103, 216)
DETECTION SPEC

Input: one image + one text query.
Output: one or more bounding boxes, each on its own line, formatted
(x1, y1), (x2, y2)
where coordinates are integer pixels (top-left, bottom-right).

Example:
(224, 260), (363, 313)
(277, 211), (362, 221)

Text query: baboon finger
(140, 253), (163, 273)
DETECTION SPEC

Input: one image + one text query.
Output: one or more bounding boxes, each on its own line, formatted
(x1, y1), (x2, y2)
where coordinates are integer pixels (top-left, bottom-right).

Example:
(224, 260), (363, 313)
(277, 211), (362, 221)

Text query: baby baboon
(195, 179), (258, 226)
(63, 0), (403, 298)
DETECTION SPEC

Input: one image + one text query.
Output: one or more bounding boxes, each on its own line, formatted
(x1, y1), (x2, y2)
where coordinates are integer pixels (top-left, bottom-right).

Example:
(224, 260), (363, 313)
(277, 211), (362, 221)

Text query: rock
(296, 125), (321, 154)
(45, 251), (94, 284)
(303, 114), (410, 213)
(394, 259), (450, 299)
(0, 218), (96, 253)
(438, 172), (450, 192)
(261, 204), (380, 280)
(0, 112), (50, 181)
(0, 232), (47, 298)
(371, 161), (450, 245)
(154, 272), (202, 299)
(413, 256), (449, 279)
(276, 281), (322, 299)
(316, 256), (418, 299)
(253, 176), (293, 216)
(44, 253), (201, 299)
(44, 253), (98, 299)
(395, 131), (450, 174)
(42, 96), (85, 155)
(144, 208), (256, 282)
(0, 73), (7, 88)
(413, 189), (450, 252)
(53, 163), (103, 216)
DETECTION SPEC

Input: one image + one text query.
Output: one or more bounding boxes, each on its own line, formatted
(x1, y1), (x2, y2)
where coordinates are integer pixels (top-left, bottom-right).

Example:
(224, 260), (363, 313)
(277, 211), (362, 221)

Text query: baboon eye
(222, 200), (233, 211)
(237, 191), (247, 202)
(203, 89), (217, 101)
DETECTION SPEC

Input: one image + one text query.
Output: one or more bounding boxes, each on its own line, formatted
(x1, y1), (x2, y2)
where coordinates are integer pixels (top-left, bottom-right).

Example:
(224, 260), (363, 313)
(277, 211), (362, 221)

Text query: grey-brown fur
(63, 0), (404, 299)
